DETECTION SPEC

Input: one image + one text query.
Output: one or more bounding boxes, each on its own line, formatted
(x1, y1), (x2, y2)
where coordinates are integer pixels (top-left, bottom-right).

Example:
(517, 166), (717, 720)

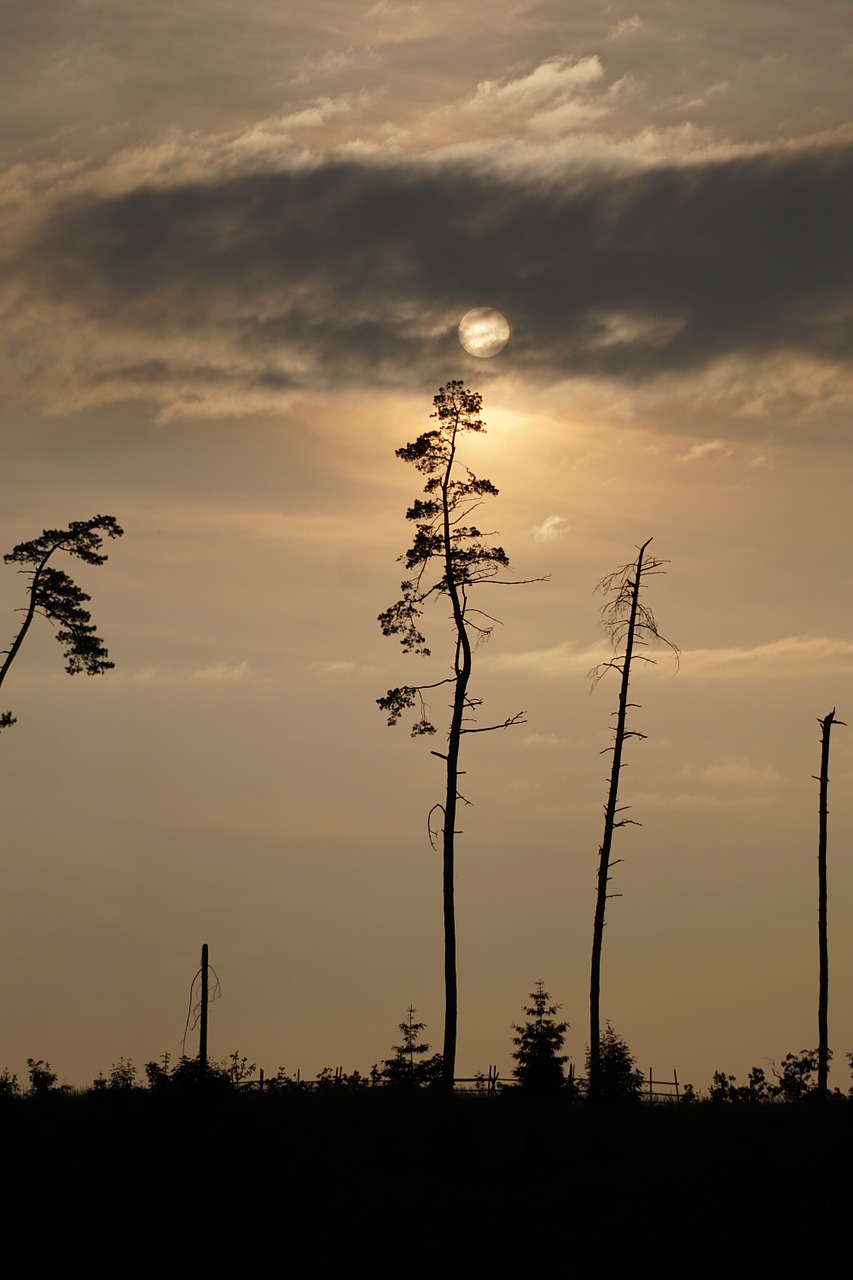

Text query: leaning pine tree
(587, 539), (677, 1101)
(0, 515), (124, 730)
(378, 381), (538, 1088)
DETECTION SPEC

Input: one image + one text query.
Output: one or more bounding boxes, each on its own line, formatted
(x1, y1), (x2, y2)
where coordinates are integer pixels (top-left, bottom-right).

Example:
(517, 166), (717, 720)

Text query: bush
(26, 1059), (69, 1097)
(0, 1068), (21, 1099)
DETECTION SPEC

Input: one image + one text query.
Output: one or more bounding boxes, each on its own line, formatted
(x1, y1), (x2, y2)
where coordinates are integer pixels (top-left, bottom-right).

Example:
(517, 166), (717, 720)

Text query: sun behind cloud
(458, 307), (511, 357)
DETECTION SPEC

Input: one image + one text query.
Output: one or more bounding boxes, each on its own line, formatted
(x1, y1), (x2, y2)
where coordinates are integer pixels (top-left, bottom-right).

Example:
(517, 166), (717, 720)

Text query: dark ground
(3, 1092), (849, 1273)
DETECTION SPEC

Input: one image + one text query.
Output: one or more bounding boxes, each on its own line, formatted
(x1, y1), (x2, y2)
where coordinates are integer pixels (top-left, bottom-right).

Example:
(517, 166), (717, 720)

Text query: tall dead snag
(588, 538), (677, 1101)
(378, 381), (539, 1088)
(816, 708), (844, 1097)
(199, 942), (209, 1078)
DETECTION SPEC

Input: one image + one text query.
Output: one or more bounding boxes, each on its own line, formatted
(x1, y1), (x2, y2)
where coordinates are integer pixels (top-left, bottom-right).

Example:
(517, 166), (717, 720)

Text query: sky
(1, 0), (852, 1091)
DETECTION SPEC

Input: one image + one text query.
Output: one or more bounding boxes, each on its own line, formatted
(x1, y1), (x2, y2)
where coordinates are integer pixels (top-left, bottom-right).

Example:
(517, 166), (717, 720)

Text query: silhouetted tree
(511, 981), (569, 1091)
(775, 1049), (824, 1102)
(708, 1067), (775, 1104)
(0, 515), (124, 729)
(709, 1050), (826, 1103)
(92, 1058), (140, 1092)
(0, 1067), (21, 1098)
(381, 1006), (443, 1087)
(26, 1057), (69, 1096)
(587, 539), (677, 1100)
(816, 709), (844, 1097)
(144, 1053), (232, 1094)
(378, 382), (538, 1087)
(585, 1023), (644, 1103)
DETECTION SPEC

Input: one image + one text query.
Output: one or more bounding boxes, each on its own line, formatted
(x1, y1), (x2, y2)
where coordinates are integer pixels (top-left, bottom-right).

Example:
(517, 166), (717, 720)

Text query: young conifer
(511, 981), (569, 1091)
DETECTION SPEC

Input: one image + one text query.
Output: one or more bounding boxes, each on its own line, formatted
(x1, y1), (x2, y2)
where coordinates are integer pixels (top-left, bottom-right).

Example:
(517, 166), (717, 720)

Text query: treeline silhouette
(4, 994), (852, 1104)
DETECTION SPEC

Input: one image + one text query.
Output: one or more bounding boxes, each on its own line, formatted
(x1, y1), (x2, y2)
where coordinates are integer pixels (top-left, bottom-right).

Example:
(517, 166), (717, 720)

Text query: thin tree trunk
(0, 550), (52, 692)
(817, 709), (840, 1097)
(439, 420), (471, 1091)
(199, 942), (209, 1076)
(589, 539), (651, 1100)
(379, 385), (524, 1093)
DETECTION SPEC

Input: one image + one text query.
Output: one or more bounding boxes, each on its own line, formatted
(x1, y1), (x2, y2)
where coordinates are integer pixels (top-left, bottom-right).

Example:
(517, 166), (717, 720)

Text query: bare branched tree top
(590, 538), (679, 690)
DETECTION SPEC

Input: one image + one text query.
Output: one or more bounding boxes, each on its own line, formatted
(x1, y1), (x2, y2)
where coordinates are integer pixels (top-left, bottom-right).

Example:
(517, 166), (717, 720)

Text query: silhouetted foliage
(0, 1067), (21, 1098)
(585, 1024), (644, 1103)
(315, 1066), (372, 1091)
(262, 1064), (376, 1092)
(0, 514), (123, 728)
(26, 1058), (70, 1097)
(224, 1051), (256, 1088)
(379, 382), (537, 1087)
(511, 981), (569, 1092)
(708, 1066), (775, 1104)
(709, 1049), (829, 1103)
(775, 1049), (824, 1101)
(381, 1007), (443, 1088)
(92, 1058), (140, 1092)
(261, 1065), (309, 1092)
(588, 539), (677, 1100)
(144, 1052), (232, 1094)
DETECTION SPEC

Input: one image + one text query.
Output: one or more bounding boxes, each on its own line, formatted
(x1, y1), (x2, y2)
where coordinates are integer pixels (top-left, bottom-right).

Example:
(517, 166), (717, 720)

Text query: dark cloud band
(23, 141), (853, 394)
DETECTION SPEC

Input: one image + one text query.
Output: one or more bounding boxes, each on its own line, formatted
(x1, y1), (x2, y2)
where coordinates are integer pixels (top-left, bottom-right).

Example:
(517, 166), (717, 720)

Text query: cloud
(188, 661), (253, 681)
(678, 439), (730, 462)
(680, 758), (781, 786)
(484, 641), (607, 676)
(607, 16), (644, 40)
(458, 56), (615, 136)
(132, 660), (254, 682)
(276, 92), (377, 131)
(310, 659), (357, 675)
(290, 46), (379, 86)
(464, 56), (605, 112)
(487, 636), (853, 681)
(6, 132), (853, 417)
(532, 515), (569, 541)
(682, 636), (853, 679)
(627, 790), (776, 812)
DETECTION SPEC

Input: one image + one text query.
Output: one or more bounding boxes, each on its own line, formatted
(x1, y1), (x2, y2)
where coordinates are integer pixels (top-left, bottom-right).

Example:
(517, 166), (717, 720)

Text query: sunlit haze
(1, 0), (851, 1092)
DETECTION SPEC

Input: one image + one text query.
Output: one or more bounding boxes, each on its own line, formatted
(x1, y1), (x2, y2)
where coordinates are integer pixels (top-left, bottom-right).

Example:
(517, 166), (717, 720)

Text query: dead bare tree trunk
(199, 942), (209, 1077)
(588, 539), (677, 1101)
(817, 709), (844, 1097)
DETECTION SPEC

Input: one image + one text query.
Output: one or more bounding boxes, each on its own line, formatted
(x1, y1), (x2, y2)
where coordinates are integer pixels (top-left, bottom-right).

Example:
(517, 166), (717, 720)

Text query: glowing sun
(458, 307), (511, 357)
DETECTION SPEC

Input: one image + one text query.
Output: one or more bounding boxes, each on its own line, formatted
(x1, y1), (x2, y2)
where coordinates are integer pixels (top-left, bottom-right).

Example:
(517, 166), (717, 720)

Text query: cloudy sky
(1, 0), (852, 1090)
